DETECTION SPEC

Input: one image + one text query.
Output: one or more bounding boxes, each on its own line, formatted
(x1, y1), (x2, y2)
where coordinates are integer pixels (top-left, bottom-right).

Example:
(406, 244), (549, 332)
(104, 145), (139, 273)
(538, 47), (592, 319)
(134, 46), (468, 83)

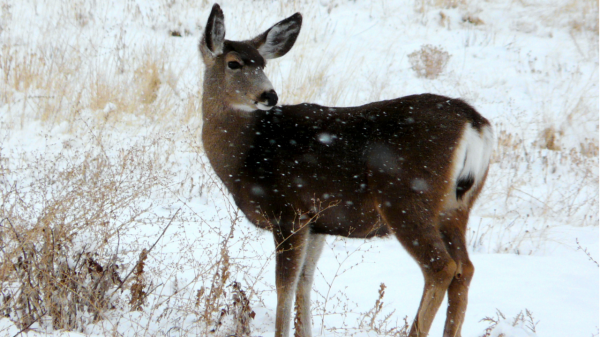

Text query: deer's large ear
(200, 4), (225, 60)
(249, 13), (302, 60)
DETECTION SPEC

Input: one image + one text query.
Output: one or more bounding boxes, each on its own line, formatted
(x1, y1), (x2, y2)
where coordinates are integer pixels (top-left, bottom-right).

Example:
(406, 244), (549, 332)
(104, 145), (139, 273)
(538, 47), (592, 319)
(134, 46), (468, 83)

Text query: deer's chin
(230, 102), (274, 112)
(256, 102), (274, 111)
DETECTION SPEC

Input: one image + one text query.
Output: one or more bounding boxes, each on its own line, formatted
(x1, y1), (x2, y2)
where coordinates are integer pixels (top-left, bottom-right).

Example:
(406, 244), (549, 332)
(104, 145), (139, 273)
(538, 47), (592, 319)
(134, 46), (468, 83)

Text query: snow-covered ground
(0, 0), (597, 336)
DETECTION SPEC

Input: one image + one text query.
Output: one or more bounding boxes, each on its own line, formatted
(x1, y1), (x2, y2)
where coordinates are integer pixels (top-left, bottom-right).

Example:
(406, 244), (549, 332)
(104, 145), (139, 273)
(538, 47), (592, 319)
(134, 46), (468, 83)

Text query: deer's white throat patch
(231, 103), (256, 112)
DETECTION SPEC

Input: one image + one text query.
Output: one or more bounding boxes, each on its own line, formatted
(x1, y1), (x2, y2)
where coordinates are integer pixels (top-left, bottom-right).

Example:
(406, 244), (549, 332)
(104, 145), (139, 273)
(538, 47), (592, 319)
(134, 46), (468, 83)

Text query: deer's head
(199, 4), (302, 112)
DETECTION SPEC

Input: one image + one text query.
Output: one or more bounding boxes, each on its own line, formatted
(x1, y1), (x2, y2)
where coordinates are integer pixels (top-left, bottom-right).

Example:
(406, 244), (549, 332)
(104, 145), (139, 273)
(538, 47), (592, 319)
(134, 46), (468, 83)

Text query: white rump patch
(451, 123), (494, 199)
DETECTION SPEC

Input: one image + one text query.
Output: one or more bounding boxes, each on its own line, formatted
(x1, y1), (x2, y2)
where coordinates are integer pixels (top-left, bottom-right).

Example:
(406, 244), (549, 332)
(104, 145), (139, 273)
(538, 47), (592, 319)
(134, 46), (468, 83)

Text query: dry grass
(358, 284), (410, 336)
(408, 45), (451, 79)
(0, 130), (265, 335)
(473, 111), (598, 254)
(0, 136), (173, 331)
(539, 126), (561, 151)
(267, 35), (357, 107)
(552, 0), (599, 33)
(480, 309), (539, 337)
(415, 0), (468, 12)
(0, 40), (78, 126)
(0, 12), (198, 133)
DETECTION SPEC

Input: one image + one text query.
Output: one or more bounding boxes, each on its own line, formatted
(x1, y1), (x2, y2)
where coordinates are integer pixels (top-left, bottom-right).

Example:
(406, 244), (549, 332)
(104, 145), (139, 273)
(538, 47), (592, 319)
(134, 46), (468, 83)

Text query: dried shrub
(210, 281), (255, 336)
(557, 0), (599, 32)
(358, 283), (409, 336)
(0, 218), (122, 331)
(579, 139), (599, 157)
(129, 249), (149, 311)
(540, 126), (561, 151)
(134, 58), (162, 105)
(182, 217), (258, 335)
(415, 0), (467, 13)
(480, 309), (539, 337)
(408, 44), (451, 79)
(0, 139), (172, 332)
(229, 281), (255, 335)
(462, 14), (484, 26)
(204, 230), (232, 328)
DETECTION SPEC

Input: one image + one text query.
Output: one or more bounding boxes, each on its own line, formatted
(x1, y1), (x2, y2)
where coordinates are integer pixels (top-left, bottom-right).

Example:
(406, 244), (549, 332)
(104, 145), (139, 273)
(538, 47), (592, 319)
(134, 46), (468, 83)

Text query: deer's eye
(228, 61), (242, 70)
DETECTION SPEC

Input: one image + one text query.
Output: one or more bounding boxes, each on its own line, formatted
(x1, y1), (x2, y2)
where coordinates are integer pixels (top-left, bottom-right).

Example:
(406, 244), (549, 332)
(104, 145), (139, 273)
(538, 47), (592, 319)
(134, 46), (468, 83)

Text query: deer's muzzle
(260, 89), (278, 108)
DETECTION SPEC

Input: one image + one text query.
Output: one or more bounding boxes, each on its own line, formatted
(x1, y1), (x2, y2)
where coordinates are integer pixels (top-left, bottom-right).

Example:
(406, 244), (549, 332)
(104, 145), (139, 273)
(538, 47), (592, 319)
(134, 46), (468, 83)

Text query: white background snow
(0, 0), (597, 336)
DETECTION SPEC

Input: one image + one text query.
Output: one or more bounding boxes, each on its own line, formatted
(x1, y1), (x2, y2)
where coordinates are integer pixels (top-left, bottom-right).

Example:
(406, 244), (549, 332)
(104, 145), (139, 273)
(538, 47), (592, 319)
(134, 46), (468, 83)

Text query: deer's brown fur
(199, 4), (493, 337)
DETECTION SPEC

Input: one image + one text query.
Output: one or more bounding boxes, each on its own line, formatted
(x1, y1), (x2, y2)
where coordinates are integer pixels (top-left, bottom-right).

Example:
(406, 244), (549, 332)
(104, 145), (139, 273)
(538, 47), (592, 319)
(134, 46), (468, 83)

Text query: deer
(199, 4), (493, 337)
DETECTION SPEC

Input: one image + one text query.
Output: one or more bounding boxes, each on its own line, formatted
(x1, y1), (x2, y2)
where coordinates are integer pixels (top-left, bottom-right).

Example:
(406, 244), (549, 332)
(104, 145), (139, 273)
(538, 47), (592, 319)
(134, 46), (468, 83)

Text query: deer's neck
(201, 76), (257, 185)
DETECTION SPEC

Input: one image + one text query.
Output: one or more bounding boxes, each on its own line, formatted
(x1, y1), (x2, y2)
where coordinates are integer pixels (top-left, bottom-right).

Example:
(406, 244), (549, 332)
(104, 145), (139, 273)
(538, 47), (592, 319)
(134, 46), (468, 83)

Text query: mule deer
(199, 4), (493, 337)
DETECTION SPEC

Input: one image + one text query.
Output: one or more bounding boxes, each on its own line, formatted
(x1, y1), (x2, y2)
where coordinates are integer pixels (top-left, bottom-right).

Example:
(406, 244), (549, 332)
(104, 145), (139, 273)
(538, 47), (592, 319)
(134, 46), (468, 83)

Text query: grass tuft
(408, 45), (451, 79)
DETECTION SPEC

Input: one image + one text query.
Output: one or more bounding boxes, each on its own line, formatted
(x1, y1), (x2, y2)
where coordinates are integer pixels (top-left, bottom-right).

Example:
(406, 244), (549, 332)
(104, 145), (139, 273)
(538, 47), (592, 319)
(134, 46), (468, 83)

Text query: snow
(0, 0), (597, 336)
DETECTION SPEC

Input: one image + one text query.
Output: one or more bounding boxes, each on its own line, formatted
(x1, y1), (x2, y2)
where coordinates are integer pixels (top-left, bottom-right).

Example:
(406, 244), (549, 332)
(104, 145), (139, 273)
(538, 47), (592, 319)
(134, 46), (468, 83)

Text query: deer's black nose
(260, 90), (278, 106)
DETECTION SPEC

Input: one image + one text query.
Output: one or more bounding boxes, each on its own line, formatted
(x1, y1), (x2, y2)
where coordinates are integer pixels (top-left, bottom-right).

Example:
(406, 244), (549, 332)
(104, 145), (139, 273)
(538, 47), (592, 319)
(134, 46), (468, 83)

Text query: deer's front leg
(294, 233), (325, 337)
(273, 221), (310, 337)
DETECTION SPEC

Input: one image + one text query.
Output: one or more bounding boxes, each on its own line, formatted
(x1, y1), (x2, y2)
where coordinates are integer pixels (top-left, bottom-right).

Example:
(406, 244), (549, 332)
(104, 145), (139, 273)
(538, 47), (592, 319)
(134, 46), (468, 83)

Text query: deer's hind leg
(439, 208), (474, 337)
(377, 199), (457, 337)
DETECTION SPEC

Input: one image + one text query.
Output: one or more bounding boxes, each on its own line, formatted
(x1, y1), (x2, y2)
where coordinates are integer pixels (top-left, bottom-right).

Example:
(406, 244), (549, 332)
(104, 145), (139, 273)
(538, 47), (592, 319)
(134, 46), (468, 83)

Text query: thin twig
(0, 218), (20, 274)
(12, 315), (43, 337)
(4, 218), (38, 294)
(111, 208), (180, 296)
(2, 218), (46, 336)
(576, 238), (599, 267)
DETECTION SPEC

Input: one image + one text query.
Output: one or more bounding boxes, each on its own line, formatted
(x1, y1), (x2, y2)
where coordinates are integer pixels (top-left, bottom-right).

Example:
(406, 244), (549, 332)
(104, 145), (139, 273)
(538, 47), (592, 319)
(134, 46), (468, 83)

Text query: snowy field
(0, 0), (598, 336)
